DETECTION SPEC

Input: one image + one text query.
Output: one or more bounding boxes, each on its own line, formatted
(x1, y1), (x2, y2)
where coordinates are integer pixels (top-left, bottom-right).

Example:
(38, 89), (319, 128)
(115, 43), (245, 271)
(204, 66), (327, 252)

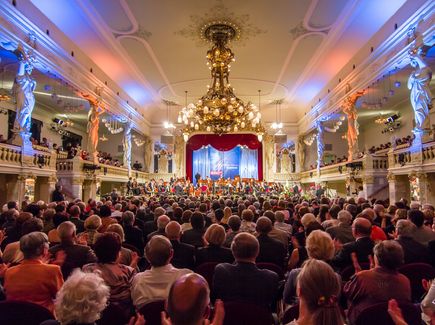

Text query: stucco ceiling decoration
(113, 25), (152, 41)
(288, 21), (329, 40)
(174, 0), (266, 47)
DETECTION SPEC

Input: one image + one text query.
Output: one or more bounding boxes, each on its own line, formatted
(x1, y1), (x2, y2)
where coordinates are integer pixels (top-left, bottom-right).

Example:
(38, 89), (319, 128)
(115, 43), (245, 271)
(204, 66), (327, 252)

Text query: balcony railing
(0, 143), (57, 171)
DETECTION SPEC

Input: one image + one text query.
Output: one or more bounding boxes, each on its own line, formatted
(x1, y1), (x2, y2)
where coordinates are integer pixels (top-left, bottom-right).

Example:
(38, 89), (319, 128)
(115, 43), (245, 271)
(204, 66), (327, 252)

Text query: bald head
(157, 215), (171, 230)
(167, 273), (210, 325)
(256, 216), (272, 234)
(165, 221), (182, 240)
(352, 217), (372, 237)
(231, 232), (259, 262)
(145, 235), (173, 267)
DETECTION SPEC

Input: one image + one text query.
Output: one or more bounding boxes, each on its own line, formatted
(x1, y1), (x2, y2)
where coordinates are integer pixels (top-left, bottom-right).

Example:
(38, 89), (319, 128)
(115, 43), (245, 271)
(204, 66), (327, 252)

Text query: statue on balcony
(316, 122), (324, 173)
(342, 91), (364, 162)
(86, 98), (105, 163)
(12, 44), (36, 136)
(123, 123), (132, 171)
(408, 47), (432, 133)
(297, 136), (305, 171)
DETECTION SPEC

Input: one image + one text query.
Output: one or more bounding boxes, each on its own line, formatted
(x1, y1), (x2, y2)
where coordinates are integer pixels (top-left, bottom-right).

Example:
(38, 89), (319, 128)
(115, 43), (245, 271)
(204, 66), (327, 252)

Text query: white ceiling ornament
(174, 0), (266, 46)
(113, 25), (152, 41)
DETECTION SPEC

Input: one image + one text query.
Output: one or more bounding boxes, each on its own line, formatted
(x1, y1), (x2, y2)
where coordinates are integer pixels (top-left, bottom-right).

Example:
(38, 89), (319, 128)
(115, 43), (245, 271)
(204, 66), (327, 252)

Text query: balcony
(388, 140), (435, 172)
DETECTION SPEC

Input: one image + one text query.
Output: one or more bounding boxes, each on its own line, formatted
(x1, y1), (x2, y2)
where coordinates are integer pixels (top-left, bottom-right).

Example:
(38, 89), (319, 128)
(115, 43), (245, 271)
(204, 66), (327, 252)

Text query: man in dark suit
(194, 172), (201, 185)
(213, 233), (279, 309)
(181, 211), (206, 248)
(395, 219), (430, 264)
(49, 221), (97, 279)
(68, 205), (84, 234)
(255, 217), (287, 268)
(166, 221), (195, 269)
(122, 211), (145, 255)
(332, 217), (374, 271)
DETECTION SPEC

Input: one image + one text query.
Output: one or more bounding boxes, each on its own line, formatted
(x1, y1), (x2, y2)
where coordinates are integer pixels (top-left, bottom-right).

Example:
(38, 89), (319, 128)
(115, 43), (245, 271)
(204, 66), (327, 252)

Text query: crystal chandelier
(178, 23), (264, 141)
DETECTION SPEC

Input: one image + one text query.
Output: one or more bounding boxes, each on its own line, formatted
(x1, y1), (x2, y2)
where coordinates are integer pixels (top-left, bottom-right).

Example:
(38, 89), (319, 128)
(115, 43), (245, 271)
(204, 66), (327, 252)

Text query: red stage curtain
(186, 134), (263, 181)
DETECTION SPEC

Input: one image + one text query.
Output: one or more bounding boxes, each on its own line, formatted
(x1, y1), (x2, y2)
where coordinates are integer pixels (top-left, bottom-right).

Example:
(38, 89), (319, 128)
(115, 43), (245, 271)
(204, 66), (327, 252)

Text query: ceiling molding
(298, 0), (434, 134)
(0, 1), (150, 135)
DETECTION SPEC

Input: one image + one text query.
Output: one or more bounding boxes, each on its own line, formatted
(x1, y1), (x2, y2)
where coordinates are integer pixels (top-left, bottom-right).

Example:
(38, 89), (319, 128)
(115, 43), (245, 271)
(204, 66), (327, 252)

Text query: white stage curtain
(240, 147), (258, 179)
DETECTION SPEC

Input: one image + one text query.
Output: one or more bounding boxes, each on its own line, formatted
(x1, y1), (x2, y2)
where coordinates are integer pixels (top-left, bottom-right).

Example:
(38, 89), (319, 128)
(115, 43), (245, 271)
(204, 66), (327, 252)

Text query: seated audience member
(163, 273), (224, 325)
(1, 211), (32, 249)
(395, 219), (430, 264)
(284, 230), (337, 304)
(49, 221), (97, 279)
(274, 210), (292, 236)
(83, 232), (136, 315)
(165, 221), (195, 270)
(42, 208), (56, 234)
(4, 232), (64, 313)
(69, 205), (85, 234)
(147, 214), (171, 241)
(131, 235), (192, 308)
(344, 240), (411, 324)
(289, 259), (344, 325)
(262, 210), (289, 247)
(180, 210), (193, 232)
(326, 210), (355, 244)
(107, 223), (138, 268)
(223, 215), (241, 248)
(40, 270), (111, 325)
(287, 232), (308, 270)
(3, 217), (43, 265)
(76, 215), (101, 246)
(111, 203), (123, 220)
(181, 211), (206, 248)
(98, 204), (117, 233)
(48, 213), (68, 244)
(408, 209), (435, 246)
(122, 211), (144, 254)
(360, 208), (387, 242)
(213, 233), (279, 309)
(332, 217), (374, 271)
(255, 216), (287, 268)
(240, 208), (256, 234)
(143, 206), (166, 238)
(196, 224), (234, 266)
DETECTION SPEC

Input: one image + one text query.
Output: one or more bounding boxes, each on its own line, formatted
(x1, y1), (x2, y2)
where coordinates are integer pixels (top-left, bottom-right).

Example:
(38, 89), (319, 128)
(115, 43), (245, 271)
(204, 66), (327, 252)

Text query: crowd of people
(0, 192), (434, 324)
(368, 135), (415, 154)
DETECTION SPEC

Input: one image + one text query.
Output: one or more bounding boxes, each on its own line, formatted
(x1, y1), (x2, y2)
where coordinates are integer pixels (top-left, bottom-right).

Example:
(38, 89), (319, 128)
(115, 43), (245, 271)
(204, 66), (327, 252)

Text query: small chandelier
(178, 23), (264, 141)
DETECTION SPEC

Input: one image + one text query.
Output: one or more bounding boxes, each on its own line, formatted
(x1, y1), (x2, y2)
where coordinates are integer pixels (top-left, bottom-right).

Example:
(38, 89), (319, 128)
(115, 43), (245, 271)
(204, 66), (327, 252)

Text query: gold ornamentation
(175, 0), (266, 46)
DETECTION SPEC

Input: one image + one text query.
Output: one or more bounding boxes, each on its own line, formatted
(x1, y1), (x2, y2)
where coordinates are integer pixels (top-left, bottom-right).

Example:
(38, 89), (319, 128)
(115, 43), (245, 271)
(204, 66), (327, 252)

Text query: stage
(186, 134), (263, 183)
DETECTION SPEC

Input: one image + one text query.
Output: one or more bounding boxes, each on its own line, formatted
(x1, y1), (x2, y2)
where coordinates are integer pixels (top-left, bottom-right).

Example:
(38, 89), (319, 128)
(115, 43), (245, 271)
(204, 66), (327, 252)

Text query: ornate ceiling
(3, 0), (432, 134)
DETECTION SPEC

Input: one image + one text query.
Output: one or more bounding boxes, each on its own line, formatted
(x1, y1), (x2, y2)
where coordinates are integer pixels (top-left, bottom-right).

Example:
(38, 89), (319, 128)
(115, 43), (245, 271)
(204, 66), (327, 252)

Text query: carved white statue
(143, 137), (153, 173)
(408, 48), (433, 132)
(174, 135), (185, 176)
(316, 122), (324, 173)
(12, 45), (36, 134)
(123, 123), (132, 170)
(297, 136), (305, 171)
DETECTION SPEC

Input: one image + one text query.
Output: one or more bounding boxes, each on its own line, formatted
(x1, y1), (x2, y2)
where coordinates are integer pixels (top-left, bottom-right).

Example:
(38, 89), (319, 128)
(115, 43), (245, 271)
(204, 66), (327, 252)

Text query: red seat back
(355, 301), (421, 325)
(256, 262), (284, 280)
(195, 262), (219, 291)
(139, 300), (166, 325)
(398, 263), (435, 302)
(223, 301), (274, 325)
(0, 300), (54, 325)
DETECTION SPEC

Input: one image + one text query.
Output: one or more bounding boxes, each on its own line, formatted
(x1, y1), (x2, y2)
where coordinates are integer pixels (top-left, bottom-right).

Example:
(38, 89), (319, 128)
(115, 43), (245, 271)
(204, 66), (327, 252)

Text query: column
(387, 173), (398, 203)
(38, 175), (57, 203)
(70, 177), (84, 200)
(82, 177), (99, 202)
(144, 137), (153, 173)
(416, 172), (430, 204)
(362, 175), (375, 200)
(296, 136), (305, 173)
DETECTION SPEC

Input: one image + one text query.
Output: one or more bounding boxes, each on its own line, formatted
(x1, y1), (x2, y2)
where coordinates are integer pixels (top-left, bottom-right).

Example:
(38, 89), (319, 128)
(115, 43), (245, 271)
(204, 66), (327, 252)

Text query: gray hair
(57, 221), (76, 241)
(275, 211), (285, 223)
(301, 213), (316, 228)
(114, 203), (122, 211)
(337, 210), (352, 225)
(374, 240), (404, 270)
(54, 269), (110, 324)
(122, 211), (135, 225)
(396, 219), (416, 237)
(20, 231), (49, 259)
(84, 215), (102, 230)
(157, 215), (171, 230)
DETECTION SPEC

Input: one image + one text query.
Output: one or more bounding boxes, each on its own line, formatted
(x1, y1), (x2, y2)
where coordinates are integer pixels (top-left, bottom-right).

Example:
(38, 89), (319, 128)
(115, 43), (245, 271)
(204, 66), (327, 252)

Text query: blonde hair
(204, 224), (226, 246)
(107, 223), (125, 242)
(222, 206), (232, 224)
(54, 269), (109, 325)
(84, 215), (102, 230)
(306, 230), (334, 261)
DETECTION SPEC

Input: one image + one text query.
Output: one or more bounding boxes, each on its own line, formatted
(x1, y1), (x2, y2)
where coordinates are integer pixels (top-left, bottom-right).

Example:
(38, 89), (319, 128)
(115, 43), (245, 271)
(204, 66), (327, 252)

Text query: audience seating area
(0, 193), (434, 325)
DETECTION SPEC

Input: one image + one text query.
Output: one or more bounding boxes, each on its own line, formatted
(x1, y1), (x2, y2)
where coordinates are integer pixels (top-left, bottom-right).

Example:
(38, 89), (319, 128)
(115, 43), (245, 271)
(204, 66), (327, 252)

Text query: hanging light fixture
(178, 23), (265, 140)
(163, 100), (175, 130)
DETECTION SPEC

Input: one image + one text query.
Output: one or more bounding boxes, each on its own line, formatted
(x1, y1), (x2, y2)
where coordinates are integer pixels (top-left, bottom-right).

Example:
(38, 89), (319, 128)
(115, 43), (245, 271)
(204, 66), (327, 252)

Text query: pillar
(38, 175), (57, 203)
(362, 175), (375, 200)
(70, 178), (84, 200)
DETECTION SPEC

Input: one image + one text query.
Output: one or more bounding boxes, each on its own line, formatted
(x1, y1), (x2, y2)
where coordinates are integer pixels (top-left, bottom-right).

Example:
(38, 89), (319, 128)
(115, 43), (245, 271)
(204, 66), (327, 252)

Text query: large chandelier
(178, 23), (264, 141)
